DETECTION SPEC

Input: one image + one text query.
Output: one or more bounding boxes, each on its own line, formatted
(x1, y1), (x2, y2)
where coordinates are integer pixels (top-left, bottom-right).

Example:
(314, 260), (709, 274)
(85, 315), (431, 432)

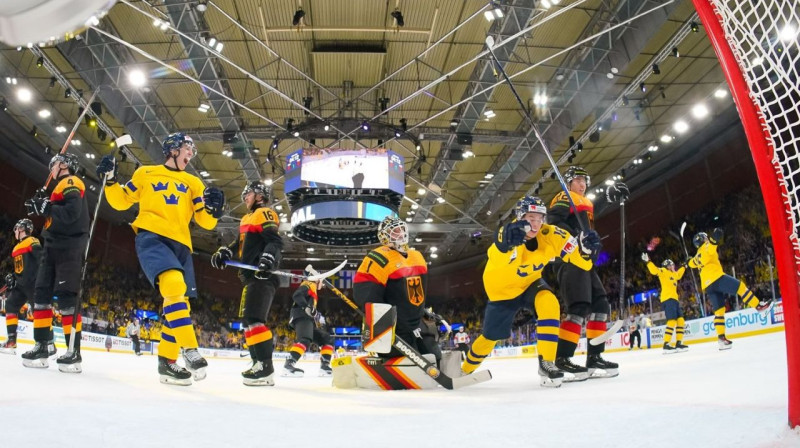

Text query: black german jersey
(230, 206), (282, 281)
(11, 236), (42, 290)
(43, 175), (90, 247)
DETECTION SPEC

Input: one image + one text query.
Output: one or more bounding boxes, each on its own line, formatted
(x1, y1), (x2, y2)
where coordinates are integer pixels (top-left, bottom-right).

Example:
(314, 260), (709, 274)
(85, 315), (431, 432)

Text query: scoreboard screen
(284, 147), (404, 195)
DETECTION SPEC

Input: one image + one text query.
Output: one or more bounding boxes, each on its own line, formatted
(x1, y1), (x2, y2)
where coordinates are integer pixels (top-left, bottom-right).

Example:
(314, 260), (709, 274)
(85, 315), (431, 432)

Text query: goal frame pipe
(691, 0), (800, 428)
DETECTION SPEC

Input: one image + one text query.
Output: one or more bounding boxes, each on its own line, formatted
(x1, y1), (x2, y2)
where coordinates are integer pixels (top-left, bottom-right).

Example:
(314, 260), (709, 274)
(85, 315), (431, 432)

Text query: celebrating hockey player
(284, 276), (334, 377)
(210, 180), (282, 386)
(461, 196), (600, 387)
(548, 166), (617, 380)
(22, 153), (89, 372)
(688, 228), (772, 350)
(98, 132), (224, 385)
(353, 216), (428, 357)
(1, 219), (42, 355)
(642, 253), (689, 353)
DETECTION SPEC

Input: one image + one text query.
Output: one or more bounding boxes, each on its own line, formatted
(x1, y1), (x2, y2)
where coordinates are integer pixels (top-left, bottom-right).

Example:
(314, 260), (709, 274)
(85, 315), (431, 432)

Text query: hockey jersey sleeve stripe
(11, 245), (33, 257)
(354, 271), (385, 286)
(125, 181), (138, 192)
(192, 197), (202, 204)
(387, 265), (427, 280)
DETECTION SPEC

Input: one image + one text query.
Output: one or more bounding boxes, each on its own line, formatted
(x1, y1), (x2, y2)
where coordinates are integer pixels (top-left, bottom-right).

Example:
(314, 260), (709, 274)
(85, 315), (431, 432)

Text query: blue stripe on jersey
(161, 333), (176, 343)
(164, 302), (188, 314)
(192, 197), (203, 204)
(125, 181), (138, 192)
(168, 317), (193, 328)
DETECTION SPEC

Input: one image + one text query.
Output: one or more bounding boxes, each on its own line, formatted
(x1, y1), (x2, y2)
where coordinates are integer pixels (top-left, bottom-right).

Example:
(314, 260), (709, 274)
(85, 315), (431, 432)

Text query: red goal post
(690, 0), (800, 427)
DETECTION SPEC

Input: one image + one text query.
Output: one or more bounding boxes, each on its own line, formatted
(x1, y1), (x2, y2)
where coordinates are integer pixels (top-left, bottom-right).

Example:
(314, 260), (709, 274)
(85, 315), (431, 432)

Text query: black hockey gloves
(210, 246), (232, 269)
(203, 187), (225, 218)
(96, 155), (117, 186)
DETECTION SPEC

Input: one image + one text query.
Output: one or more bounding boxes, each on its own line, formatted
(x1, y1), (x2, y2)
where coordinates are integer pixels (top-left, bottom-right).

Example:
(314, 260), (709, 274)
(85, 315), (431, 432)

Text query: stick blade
(679, 221), (687, 237)
(114, 134), (133, 148)
(305, 259), (347, 281)
(450, 370), (492, 389)
(589, 319), (624, 346)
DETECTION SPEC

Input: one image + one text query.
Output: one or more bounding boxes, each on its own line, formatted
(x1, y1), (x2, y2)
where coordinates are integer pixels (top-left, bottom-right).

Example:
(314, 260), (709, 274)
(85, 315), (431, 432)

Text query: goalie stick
(224, 259), (347, 282)
(306, 265), (492, 390)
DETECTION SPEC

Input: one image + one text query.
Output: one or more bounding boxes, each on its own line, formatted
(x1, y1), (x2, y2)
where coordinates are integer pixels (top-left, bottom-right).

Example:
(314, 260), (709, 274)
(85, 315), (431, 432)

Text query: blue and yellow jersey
(646, 261), (685, 301)
(11, 236), (42, 289)
(483, 223), (591, 301)
(353, 246), (427, 336)
(548, 190), (594, 234)
(689, 241), (725, 290)
(43, 175), (90, 245)
(104, 165), (217, 250)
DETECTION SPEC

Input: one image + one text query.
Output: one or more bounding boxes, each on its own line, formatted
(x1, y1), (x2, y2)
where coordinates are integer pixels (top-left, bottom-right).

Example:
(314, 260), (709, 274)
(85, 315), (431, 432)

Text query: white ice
(1, 331), (798, 448)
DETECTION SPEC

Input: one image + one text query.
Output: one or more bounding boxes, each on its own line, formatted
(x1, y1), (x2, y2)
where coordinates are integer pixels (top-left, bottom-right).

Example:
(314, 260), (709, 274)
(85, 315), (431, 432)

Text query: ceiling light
(195, 2), (207, 12)
(406, 217), (412, 222)
(198, 103), (210, 113)
(604, 179), (614, 186)
(292, 131), (300, 137)
(411, 204), (419, 210)
(430, 253), (438, 259)
(648, 145), (659, 152)
(306, 247), (314, 253)
(129, 69), (146, 87)
(424, 218), (433, 223)
(714, 88), (727, 99)
(652, 63), (660, 75)
(264, 179), (273, 186)
(417, 188), (426, 195)
(38, 109), (51, 118)
(215, 42), (223, 52)
(36, 57), (44, 68)
(430, 246), (438, 252)
(660, 134), (673, 143)
(275, 205), (282, 210)
(541, 0), (552, 8)
(673, 120), (689, 133)
(323, 123), (330, 131)
(779, 24), (796, 42)
(361, 121), (370, 131)
(639, 82), (646, 93)
(436, 197), (445, 203)
(671, 47), (680, 58)
(483, 110), (495, 118)
(691, 21), (699, 32)
(587, 193), (596, 200)
(416, 144), (421, 151)
(692, 103), (709, 119)
(463, 150), (474, 158)
(16, 88), (32, 102)
(415, 237), (422, 242)
(485, 173), (494, 179)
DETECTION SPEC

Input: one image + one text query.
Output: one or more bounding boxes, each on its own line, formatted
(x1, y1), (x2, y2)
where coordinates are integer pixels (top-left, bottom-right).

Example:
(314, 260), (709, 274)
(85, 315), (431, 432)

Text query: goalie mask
(241, 181), (271, 207)
(48, 153), (80, 175)
(693, 232), (708, 248)
(377, 216), (408, 250)
(514, 196), (547, 221)
(564, 165), (590, 187)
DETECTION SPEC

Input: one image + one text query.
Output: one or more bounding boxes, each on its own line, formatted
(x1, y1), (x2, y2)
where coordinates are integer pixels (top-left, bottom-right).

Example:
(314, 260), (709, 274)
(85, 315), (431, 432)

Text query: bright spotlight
(779, 24), (796, 42)
(673, 120), (689, 134)
(714, 89), (727, 99)
(16, 88), (32, 102)
(128, 69), (146, 87)
(691, 103), (709, 119)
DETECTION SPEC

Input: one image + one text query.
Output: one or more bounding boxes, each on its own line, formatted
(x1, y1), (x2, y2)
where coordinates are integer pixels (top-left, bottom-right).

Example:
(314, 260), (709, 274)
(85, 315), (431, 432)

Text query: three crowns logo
(163, 194), (180, 205)
(175, 183), (188, 193)
(152, 182), (169, 192)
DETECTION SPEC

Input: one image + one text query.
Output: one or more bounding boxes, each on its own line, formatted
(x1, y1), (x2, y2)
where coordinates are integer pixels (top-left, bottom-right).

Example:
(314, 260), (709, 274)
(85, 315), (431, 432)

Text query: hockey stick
(484, 36), (587, 233)
(677, 221), (705, 316)
(224, 259), (347, 282)
(307, 265), (492, 390)
(588, 319), (625, 346)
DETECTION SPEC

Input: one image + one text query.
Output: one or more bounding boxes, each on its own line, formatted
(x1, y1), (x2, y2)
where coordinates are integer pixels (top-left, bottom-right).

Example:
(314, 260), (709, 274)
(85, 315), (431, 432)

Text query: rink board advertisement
(284, 148), (404, 194)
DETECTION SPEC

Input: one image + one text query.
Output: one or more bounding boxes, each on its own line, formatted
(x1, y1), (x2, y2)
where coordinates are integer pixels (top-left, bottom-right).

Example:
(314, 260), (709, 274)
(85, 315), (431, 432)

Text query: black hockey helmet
(48, 153), (80, 175)
(241, 180), (271, 204)
(13, 218), (34, 236)
(693, 232), (708, 248)
(564, 165), (590, 187)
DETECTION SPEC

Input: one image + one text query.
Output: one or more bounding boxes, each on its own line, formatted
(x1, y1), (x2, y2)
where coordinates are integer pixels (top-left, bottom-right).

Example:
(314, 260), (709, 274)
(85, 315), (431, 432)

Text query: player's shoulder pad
(56, 175), (85, 194)
(30, 237), (41, 246)
(549, 191), (570, 207)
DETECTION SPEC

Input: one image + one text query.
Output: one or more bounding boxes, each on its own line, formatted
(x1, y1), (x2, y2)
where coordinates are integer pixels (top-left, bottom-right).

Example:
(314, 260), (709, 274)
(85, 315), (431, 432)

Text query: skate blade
(539, 376), (563, 388)
(58, 363), (82, 374)
(318, 370), (332, 377)
(22, 358), (48, 368)
(676, 348), (689, 353)
(0, 348), (17, 355)
(188, 367), (207, 381)
(662, 350), (678, 355)
(282, 369), (305, 378)
(243, 375), (276, 387)
(562, 372), (589, 382)
(159, 375), (192, 386)
(588, 368), (619, 379)
(719, 345), (732, 351)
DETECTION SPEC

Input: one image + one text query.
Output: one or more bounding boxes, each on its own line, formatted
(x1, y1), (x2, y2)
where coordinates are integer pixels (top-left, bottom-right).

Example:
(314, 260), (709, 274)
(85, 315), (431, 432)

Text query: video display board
(284, 148), (404, 194)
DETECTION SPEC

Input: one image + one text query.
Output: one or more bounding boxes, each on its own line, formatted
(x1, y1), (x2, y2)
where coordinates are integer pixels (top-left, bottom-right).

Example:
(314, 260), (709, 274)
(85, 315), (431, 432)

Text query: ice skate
(662, 343), (677, 355)
(319, 362), (332, 377)
(0, 339), (17, 355)
(554, 357), (589, 382)
(56, 350), (82, 373)
(586, 354), (619, 379)
(718, 335), (733, 350)
(242, 360), (275, 386)
(182, 348), (207, 381)
(282, 358), (304, 377)
(47, 341), (57, 357)
(158, 357), (192, 386)
(538, 356), (563, 388)
(675, 342), (689, 352)
(21, 342), (49, 368)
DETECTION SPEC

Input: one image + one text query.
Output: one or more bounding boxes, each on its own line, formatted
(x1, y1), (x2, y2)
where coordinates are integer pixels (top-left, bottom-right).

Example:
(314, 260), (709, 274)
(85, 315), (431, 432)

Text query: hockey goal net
(691, 0), (800, 427)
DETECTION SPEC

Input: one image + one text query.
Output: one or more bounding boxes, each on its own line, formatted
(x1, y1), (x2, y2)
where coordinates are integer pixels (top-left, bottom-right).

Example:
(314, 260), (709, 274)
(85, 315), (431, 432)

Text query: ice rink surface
(2, 331), (799, 448)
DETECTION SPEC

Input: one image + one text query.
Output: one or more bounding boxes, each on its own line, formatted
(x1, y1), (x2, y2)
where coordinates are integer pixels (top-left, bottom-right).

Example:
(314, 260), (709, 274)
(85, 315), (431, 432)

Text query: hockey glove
(96, 155), (117, 186)
(210, 246), (232, 269)
(255, 252), (277, 279)
(711, 227), (724, 244)
(579, 230), (602, 254)
(304, 305), (316, 319)
(203, 187), (225, 218)
(512, 308), (534, 329)
(641, 252), (649, 263)
(5, 273), (15, 289)
(495, 220), (529, 252)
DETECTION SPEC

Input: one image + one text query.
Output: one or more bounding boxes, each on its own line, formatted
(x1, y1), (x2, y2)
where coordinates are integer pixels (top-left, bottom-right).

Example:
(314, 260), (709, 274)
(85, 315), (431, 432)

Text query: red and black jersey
(43, 175), (90, 247)
(353, 246), (428, 338)
(11, 236), (42, 290)
(548, 190), (594, 235)
(229, 206), (283, 281)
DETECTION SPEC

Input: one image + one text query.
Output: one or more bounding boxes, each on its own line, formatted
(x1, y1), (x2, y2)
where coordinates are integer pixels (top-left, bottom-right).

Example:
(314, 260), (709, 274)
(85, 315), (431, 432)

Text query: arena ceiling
(0, 0), (737, 265)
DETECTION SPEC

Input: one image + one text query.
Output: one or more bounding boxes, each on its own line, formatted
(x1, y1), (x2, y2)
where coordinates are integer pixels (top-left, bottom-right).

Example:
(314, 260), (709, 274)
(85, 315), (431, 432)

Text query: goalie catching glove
(210, 246), (232, 269)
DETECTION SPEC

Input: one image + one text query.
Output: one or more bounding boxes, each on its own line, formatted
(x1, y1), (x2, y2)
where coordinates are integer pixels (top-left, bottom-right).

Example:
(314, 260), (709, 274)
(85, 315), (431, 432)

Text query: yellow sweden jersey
(646, 261), (685, 301)
(104, 164), (216, 250)
(483, 223), (591, 301)
(688, 242), (725, 289)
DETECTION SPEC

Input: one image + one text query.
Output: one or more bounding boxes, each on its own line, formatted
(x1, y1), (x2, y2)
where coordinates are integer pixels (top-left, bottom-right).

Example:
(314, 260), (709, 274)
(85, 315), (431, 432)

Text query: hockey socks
(5, 313), (18, 341)
(159, 320), (179, 360)
(61, 314), (82, 352)
(676, 317), (685, 343)
(461, 335), (496, 375)
(586, 320), (607, 355)
(714, 308), (726, 336)
(289, 342), (307, 362)
(534, 291), (560, 362)
(244, 323), (273, 361)
(737, 282), (761, 309)
(556, 320), (581, 359)
(664, 319), (676, 345)
(32, 307), (53, 343)
(320, 344), (333, 362)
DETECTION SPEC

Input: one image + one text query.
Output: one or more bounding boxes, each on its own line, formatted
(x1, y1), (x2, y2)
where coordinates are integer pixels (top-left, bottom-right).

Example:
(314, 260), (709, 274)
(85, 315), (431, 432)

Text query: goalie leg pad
(332, 354), (441, 390)
(363, 303), (396, 354)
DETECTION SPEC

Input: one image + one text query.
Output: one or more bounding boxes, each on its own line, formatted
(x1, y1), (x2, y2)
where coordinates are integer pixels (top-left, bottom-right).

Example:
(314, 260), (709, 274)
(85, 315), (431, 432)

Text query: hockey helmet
(662, 259), (675, 268)
(48, 153), (80, 175)
(161, 132), (196, 158)
(514, 196), (547, 221)
(564, 165), (590, 187)
(693, 232), (708, 248)
(241, 180), (271, 204)
(377, 216), (408, 249)
(13, 218), (34, 236)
